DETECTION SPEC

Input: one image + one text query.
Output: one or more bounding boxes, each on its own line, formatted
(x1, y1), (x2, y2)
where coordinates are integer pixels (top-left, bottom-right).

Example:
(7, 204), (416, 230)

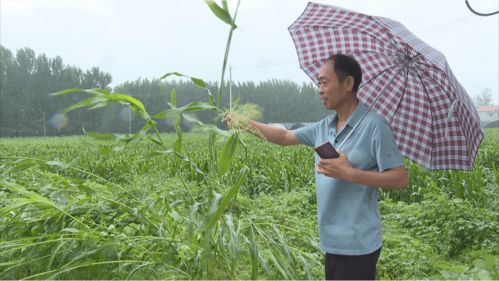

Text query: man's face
(318, 60), (351, 110)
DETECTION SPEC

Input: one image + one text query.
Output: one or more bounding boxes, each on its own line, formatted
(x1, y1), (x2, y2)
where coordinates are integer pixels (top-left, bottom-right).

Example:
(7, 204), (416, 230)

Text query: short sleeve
(294, 122), (320, 147)
(371, 119), (404, 172)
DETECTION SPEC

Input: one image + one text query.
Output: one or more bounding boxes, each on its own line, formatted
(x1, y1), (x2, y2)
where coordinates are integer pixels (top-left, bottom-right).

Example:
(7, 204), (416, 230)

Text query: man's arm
(345, 166), (408, 189)
(317, 151), (409, 189)
(249, 121), (301, 146)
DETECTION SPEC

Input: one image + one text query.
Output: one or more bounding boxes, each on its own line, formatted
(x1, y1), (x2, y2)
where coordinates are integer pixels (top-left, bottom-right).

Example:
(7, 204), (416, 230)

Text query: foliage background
(1, 129), (498, 279)
(0, 45), (328, 137)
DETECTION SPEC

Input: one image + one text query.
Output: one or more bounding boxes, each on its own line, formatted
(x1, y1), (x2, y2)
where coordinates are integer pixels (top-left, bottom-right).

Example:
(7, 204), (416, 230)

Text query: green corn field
(0, 129), (498, 279)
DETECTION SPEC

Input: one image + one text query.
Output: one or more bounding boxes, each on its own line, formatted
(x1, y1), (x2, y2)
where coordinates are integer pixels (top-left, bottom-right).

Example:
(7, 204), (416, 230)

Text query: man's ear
(344, 76), (355, 92)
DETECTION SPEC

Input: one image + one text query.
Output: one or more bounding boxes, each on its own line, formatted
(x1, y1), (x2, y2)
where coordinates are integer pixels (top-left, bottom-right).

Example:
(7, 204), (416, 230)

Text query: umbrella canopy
(288, 2), (483, 170)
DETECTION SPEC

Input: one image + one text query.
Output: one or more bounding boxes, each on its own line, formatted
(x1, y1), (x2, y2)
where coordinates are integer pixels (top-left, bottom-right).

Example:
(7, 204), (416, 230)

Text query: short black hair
(327, 54), (362, 93)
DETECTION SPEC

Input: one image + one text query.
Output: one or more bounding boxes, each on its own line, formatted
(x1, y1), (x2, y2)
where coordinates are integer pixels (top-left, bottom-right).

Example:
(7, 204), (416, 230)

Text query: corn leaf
(191, 77), (208, 89)
(248, 225), (259, 280)
(217, 133), (238, 174)
(153, 109), (175, 120)
(206, 166), (247, 230)
(50, 88), (83, 97)
(204, 0), (236, 27)
(106, 94), (147, 114)
(159, 71), (184, 80)
(171, 88), (177, 107)
(179, 102), (217, 113)
(60, 97), (103, 113)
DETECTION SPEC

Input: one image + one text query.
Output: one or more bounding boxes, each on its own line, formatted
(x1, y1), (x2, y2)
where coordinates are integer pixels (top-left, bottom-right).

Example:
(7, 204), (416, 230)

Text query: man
(230, 54), (408, 280)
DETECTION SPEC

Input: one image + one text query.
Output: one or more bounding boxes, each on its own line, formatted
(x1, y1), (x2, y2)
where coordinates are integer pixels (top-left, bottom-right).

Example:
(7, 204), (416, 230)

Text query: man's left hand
(316, 150), (353, 181)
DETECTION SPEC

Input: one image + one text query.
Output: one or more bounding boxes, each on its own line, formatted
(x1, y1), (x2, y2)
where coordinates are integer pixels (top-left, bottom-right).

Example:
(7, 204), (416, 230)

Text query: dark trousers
(324, 247), (381, 280)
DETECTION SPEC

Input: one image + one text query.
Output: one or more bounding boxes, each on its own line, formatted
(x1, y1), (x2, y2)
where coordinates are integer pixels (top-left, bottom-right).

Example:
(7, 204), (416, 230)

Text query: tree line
(0, 46), (328, 137)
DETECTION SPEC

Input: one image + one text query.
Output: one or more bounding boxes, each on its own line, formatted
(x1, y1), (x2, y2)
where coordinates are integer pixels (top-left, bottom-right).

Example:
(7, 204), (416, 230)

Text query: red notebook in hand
(314, 141), (339, 159)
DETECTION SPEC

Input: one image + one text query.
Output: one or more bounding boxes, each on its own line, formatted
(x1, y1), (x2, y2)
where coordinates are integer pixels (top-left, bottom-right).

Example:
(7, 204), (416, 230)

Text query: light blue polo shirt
(294, 102), (404, 255)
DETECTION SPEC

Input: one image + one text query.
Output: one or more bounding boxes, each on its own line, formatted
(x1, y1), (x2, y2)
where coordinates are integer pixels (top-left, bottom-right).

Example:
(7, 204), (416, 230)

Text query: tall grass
(1, 130), (497, 279)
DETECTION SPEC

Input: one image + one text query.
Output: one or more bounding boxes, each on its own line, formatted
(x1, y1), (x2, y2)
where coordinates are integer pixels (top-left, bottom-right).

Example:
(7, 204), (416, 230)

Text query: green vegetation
(0, 129), (498, 279)
(1, 1), (497, 279)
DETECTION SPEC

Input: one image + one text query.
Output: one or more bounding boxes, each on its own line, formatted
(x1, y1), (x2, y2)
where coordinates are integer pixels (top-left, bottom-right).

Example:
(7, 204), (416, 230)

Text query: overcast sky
(1, 0), (498, 103)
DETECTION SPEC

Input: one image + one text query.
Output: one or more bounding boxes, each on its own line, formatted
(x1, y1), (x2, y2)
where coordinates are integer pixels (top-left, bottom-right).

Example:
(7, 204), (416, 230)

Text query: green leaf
(270, 250), (291, 279)
(106, 93), (147, 115)
(272, 224), (297, 271)
(207, 166), (247, 229)
(160, 73), (214, 101)
(209, 95), (216, 107)
(179, 101), (217, 113)
(248, 225), (259, 280)
(159, 71), (184, 80)
(298, 254), (313, 280)
(153, 109), (175, 120)
(170, 89), (177, 107)
(60, 97), (103, 113)
(88, 100), (109, 110)
(144, 149), (173, 160)
(126, 122), (153, 144)
(173, 115), (183, 152)
(182, 113), (204, 126)
(174, 152), (206, 176)
(50, 88), (83, 97)
(147, 135), (163, 146)
(191, 77), (208, 89)
(82, 88), (109, 96)
(258, 252), (273, 277)
(193, 124), (231, 137)
(218, 133), (239, 174)
(204, 0), (236, 27)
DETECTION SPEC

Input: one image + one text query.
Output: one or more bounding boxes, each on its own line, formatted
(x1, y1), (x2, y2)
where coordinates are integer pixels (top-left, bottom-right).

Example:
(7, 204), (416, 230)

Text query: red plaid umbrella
(288, 2), (483, 170)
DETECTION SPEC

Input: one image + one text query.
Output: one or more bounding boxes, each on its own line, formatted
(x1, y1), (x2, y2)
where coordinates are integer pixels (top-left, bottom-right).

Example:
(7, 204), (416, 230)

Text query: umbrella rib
(337, 66), (405, 150)
(358, 63), (399, 89)
(369, 17), (407, 55)
(390, 66), (410, 120)
(413, 65), (443, 169)
(413, 63), (451, 100)
(414, 63), (480, 170)
(414, 60), (446, 76)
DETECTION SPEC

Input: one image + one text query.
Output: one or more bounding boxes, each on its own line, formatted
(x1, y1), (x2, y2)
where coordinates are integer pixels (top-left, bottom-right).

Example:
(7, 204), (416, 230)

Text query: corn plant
(50, 0), (243, 179)
(0, 1), (321, 279)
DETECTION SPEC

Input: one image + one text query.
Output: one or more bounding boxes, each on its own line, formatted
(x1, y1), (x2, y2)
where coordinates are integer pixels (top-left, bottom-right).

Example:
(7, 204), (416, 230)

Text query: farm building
(478, 106), (499, 128)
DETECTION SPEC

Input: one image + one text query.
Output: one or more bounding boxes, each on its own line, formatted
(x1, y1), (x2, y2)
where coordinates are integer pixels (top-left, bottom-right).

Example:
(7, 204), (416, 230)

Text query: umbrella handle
(465, 0), (499, 16)
(336, 109), (371, 151)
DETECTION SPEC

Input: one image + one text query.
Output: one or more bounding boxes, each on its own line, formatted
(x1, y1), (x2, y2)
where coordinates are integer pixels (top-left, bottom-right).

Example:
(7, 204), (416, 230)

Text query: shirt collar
(329, 102), (368, 129)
